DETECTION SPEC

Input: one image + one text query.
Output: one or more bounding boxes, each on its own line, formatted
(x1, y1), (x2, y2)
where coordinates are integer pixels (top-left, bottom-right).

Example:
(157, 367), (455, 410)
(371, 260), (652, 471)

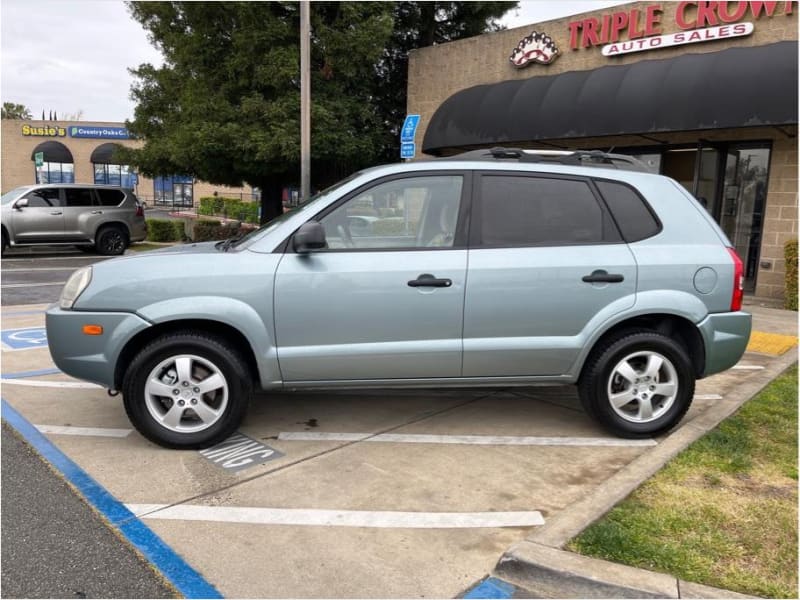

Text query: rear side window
(595, 180), (661, 242)
(96, 189), (125, 207)
(64, 188), (96, 207)
(477, 175), (620, 246)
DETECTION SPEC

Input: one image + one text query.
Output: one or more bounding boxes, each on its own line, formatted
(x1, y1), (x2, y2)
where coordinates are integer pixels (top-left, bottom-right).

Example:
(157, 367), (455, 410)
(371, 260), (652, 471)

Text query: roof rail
(439, 147), (652, 172)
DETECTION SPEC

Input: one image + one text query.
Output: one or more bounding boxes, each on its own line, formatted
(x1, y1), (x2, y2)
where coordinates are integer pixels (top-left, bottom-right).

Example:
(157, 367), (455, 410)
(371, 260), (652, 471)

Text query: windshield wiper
(219, 235), (242, 252)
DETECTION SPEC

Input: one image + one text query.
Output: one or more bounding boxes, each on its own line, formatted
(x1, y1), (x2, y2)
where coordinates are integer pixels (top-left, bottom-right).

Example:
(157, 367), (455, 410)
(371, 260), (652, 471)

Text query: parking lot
(0, 249), (793, 598)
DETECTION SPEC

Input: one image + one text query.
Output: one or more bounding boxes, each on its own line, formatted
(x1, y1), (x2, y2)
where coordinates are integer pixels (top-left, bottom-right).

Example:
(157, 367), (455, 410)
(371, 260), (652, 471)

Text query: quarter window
(318, 175), (463, 250)
(595, 180), (661, 242)
(96, 189), (125, 207)
(477, 175), (619, 246)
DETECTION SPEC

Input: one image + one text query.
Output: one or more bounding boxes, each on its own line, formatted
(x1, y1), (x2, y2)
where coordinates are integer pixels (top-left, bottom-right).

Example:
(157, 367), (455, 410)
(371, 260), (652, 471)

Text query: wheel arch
(578, 313), (705, 381)
(94, 221), (131, 242)
(114, 319), (260, 391)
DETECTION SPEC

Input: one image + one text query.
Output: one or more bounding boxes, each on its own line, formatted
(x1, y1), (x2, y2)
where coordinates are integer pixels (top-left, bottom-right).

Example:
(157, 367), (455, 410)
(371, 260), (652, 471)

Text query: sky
(1, 1), (627, 123)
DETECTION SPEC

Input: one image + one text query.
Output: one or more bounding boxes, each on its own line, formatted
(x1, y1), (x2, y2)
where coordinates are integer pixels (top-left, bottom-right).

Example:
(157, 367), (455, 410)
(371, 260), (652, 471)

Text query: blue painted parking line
(1, 327), (48, 350)
(463, 577), (516, 599)
(1, 399), (222, 599)
(2, 367), (62, 379)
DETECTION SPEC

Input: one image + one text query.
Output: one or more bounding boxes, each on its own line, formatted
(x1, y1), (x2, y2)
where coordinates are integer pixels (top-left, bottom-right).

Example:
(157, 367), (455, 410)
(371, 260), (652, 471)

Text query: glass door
(719, 146), (771, 292)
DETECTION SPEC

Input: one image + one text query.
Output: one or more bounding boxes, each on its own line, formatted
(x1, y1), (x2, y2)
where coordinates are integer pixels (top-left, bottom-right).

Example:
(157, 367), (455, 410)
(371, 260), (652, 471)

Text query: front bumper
(697, 311), (752, 377)
(46, 306), (152, 388)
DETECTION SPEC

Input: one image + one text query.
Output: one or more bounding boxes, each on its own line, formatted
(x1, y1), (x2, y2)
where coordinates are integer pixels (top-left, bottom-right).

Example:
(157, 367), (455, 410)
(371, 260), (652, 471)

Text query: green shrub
(198, 196), (259, 224)
(146, 219), (184, 242)
(785, 239), (798, 311)
(192, 220), (237, 242)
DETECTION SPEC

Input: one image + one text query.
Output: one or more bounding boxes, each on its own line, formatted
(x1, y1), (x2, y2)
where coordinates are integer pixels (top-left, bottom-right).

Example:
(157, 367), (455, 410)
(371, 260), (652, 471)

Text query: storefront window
(154, 175), (193, 207)
(94, 163), (135, 187)
(35, 162), (74, 184)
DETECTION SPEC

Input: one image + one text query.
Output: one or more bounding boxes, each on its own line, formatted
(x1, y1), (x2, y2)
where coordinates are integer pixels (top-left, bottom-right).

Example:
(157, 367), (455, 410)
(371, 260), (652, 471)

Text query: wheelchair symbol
(1, 327), (48, 350)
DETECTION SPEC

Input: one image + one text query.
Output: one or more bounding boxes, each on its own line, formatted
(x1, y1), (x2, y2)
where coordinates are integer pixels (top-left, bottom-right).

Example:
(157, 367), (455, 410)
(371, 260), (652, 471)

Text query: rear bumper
(697, 311), (752, 377)
(46, 306), (152, 388)
(130, 220), (147, 242)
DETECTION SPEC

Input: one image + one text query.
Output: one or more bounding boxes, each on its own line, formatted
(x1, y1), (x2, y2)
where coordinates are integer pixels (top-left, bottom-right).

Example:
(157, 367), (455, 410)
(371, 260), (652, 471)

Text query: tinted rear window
(96, 189), (125, 207)
(64, 188), (96, 207)
(478, 175), (620, 246)
(595, 180), (660, 242)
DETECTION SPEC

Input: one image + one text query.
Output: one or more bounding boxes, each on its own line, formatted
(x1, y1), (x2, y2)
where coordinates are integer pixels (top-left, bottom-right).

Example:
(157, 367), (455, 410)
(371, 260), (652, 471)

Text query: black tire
(578, 331), (695, 438)
(122, 331), (252, 449)
(1, 230), (8, 257)
(95, 226), (128, 255)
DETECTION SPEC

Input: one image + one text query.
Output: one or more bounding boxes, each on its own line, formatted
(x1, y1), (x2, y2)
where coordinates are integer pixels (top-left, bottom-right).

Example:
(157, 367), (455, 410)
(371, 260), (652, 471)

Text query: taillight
(135, 205), (144, 217)
(727, 247), (744, 311)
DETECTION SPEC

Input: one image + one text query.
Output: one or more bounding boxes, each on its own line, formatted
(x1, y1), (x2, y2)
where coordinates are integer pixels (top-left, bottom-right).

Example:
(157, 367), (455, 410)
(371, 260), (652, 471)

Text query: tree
(123, 1), (394, 221)
(373, 2), (516, 162)
(2, 102), (32, 120)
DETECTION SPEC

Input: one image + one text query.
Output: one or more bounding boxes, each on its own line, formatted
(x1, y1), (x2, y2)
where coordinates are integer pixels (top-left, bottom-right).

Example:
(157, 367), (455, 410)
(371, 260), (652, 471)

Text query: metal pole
(300, 1), (311, 203)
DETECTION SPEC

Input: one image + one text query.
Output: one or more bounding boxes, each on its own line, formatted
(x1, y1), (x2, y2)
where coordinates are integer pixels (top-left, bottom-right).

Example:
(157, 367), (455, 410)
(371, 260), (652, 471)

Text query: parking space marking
(1, 399), (222, 599)
(277, 432), (658, 446)
(35, 424), (132, 438)
(1, 326), (48, 351)
(694, 394), (723, 400)
(0, 378), (102, 389)
(2, 368), (62, 379)
(2, 267), (78, 272)
(126, 504), (546, 529)
(732, 365), (765, 370)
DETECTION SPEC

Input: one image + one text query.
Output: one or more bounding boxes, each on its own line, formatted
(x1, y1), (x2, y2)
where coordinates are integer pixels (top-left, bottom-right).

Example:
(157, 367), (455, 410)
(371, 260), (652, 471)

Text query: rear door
(463, 172), (637, 377)
(63, 187), (100, 242)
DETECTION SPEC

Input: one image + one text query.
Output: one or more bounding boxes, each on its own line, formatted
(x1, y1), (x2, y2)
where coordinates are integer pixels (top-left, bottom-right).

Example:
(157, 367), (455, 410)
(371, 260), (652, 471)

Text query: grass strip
(569, 367), (798, 598)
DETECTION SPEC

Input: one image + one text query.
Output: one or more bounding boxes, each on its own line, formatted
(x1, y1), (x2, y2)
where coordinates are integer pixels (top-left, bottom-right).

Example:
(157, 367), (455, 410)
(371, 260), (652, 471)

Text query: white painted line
(2, 267), (78, 272)
(1, 282), (67, 289)
(0, 378), (102, 389)
(35, 424), (132, 438)
(277, 432), (657, 447)
(126, 504), (546, 528)
(2, 255), (108, 262)
(732, 365), (765, 370)
(694, 394), (723, 400)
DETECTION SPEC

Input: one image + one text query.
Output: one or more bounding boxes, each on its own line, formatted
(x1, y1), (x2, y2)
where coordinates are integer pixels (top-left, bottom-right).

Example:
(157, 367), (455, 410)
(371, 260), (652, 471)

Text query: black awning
(422, 41), (798, 155)
(30, 141), (73, 163)
(90, 142), (122, 164)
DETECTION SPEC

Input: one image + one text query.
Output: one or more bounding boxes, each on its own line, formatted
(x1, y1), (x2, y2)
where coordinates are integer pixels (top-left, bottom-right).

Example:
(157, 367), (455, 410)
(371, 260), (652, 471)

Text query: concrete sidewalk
(478, 304), (798, 599)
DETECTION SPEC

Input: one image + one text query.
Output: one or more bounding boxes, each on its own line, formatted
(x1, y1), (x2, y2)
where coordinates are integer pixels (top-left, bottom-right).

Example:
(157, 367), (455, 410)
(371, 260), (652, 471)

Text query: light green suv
(46, 150), (752, 449)
(1, 184), (147, 255)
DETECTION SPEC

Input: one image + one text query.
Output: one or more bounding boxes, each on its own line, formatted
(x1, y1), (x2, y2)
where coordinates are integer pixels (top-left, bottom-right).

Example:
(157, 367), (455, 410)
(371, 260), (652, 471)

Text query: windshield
(1, 187), (31, 205)
(231, 171), (365, 250)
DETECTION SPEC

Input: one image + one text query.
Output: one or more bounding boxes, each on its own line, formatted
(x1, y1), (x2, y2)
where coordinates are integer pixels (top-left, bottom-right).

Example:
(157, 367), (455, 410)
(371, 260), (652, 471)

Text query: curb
(489, 346), (798, 598)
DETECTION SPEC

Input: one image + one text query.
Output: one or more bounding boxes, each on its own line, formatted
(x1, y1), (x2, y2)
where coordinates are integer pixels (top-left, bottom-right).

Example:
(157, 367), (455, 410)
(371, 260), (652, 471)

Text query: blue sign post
(400, 115), (420, 160)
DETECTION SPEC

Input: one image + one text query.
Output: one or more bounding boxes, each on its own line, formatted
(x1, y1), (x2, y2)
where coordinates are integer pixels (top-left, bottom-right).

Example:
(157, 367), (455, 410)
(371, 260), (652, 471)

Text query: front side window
(23, 188), (62, 207)
(318, 175), (463, 250)
(477, 175), (619, 246)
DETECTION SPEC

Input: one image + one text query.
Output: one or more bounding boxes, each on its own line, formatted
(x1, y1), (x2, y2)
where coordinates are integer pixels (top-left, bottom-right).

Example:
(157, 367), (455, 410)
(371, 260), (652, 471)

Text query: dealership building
(0, 120), (256, 207)
(408, 0), (798, 301)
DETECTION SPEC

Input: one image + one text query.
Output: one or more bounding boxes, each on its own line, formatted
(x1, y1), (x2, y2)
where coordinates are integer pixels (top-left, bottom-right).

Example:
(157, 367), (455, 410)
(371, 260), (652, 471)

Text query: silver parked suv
(1, 184), (147, 255)
(46, 149), (752, 449)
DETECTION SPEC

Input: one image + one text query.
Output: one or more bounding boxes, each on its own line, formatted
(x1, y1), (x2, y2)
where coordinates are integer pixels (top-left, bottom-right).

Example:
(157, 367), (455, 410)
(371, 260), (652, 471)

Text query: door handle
(91, 210), (103, 214)
(582, 270), (624, 283)
(408, 273), (452, 288)
(50, 211), (63, 215)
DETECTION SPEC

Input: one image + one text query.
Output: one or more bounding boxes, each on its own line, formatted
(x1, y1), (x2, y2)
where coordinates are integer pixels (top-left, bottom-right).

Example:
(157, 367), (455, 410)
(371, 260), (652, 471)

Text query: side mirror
(293, 221), (326, 254)
(14, 198), (29, 210)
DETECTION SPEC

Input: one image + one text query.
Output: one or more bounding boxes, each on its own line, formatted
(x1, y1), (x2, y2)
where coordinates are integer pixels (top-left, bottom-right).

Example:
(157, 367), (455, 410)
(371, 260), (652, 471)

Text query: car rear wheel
(1, 230), (8, 257)
(96, 226), (127, 255)
(579, 331), (694, 438)
(122, 332), (251, 449)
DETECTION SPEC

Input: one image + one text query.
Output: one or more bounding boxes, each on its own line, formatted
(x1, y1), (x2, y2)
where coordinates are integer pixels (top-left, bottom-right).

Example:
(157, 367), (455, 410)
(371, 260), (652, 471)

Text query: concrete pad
(678, 580), (756, 599)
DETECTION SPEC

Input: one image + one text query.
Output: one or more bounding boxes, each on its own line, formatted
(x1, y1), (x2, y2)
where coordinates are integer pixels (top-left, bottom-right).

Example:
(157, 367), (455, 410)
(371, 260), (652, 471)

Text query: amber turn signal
(82, 325), (103, 335)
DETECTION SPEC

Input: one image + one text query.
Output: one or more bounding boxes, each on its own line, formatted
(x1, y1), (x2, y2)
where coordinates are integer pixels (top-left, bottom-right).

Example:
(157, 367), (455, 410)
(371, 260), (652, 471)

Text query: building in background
(0, 120), (258, 207)
(408, 1), (798, 300)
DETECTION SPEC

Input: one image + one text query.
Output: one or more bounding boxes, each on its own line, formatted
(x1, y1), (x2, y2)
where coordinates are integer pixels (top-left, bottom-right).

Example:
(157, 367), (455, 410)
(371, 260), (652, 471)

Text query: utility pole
(300, 0), (311, 204)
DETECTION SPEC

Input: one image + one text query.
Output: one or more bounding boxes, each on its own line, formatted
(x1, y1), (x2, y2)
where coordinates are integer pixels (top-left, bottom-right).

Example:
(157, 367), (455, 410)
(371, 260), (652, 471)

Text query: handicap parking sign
(1, 327), (48, 351)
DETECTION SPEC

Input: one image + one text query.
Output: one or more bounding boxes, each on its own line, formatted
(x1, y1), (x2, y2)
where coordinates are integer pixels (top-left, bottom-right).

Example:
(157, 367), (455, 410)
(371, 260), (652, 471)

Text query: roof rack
(440, 147), (652, 172)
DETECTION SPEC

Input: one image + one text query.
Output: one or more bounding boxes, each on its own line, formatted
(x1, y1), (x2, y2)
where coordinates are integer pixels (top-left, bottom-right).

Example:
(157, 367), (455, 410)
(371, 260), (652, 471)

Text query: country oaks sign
(567, 1), (793, 57)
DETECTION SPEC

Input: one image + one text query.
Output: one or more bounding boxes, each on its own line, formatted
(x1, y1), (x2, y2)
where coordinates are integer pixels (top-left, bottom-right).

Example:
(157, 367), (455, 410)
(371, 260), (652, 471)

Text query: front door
(12, 188), (65, 243)
(274, 173), (468, 382)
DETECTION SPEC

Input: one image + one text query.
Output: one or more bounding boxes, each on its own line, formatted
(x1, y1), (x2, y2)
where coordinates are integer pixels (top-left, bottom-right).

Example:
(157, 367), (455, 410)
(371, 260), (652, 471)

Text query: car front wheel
(122, 332), (251, 449)
(579, 331), (695, 438)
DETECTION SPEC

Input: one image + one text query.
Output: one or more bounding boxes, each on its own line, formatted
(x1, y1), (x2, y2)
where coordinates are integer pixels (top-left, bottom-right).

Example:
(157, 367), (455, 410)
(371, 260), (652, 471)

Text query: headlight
(60, 266), (92, 309)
